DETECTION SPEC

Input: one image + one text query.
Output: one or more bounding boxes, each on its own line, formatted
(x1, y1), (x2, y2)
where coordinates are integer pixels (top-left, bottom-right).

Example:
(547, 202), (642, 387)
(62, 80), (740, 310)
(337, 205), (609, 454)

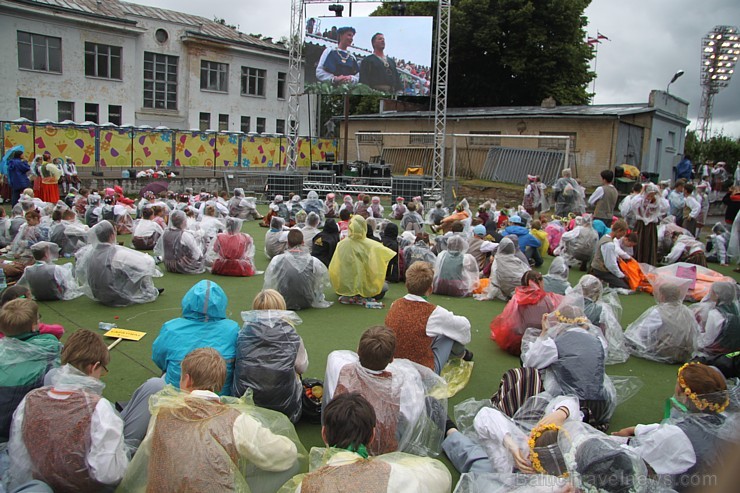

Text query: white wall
(1, 6), (313, 134)
(647, 113), (687, 180)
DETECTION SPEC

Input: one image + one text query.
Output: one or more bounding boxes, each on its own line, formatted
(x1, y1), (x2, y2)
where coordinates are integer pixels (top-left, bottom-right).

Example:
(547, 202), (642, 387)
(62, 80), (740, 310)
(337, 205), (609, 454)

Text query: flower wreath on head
(677, 362), (730, 413)
(528, 423), (568, 477)
(554, 310), (588, 326)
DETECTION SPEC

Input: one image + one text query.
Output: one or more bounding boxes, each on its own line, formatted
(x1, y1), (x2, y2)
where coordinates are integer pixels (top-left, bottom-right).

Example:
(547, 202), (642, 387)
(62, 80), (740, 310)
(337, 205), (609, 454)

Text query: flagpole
(592, 41), (598, 99)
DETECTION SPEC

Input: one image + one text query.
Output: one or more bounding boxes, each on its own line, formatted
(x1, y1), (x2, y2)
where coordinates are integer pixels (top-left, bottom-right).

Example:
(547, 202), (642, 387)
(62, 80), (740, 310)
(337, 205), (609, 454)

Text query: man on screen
(359, 32), (401, 93)
(316, 26), (359, 85)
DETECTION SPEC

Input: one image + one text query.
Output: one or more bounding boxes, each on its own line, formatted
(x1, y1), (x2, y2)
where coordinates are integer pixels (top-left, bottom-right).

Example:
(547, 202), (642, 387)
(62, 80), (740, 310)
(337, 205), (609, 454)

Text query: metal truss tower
(286, 0), (451, 192)
(697, 25), (740, 142)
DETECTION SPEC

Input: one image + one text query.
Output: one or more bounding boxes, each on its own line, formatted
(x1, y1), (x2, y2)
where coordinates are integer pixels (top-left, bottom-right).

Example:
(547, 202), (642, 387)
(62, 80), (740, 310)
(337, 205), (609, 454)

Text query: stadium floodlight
(697, 25), (740, 141)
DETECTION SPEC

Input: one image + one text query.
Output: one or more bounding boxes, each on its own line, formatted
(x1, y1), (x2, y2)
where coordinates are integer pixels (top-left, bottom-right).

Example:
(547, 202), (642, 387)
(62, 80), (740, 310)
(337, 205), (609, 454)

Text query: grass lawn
(33, 211), (740, 482)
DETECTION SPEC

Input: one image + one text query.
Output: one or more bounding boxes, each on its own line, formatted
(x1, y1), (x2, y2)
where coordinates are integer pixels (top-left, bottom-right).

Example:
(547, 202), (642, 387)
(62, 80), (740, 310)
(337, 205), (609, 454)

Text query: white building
(0, 0), (309, 133)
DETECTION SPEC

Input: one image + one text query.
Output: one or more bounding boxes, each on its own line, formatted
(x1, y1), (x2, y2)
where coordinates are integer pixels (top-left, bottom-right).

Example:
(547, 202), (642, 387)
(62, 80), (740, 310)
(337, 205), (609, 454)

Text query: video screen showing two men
(304, 16), (433, 97)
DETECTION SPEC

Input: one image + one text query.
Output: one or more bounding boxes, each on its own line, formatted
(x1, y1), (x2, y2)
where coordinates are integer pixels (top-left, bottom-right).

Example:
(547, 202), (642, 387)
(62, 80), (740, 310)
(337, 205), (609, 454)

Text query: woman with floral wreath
(612, 362), (735, 491)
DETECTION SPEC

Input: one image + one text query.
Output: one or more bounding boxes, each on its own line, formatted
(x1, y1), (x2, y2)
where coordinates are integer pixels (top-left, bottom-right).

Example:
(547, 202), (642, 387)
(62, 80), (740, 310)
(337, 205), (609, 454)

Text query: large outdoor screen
(304, 16), (433, 96)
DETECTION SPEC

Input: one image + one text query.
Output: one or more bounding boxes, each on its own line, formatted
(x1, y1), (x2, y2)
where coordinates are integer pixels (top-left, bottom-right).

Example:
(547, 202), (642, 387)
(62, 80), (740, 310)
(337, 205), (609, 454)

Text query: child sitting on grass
(118, 348), (304, 493)
(385, 262), (472, 373)
(0, 298), (60, 442)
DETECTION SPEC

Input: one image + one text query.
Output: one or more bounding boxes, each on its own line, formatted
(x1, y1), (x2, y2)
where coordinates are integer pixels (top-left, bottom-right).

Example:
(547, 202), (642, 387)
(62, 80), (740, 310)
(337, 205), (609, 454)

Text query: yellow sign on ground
(104, 328), (147, 341)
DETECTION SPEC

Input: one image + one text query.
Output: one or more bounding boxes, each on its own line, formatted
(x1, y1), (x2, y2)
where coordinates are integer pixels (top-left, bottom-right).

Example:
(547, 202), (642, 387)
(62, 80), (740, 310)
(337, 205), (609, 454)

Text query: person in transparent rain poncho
(490, 271), (562, 357)
(0, 299), (60, 444)
(515, 296), (621, 431)
(16, 242), (82, 302)
(278, 392), (451, 493)
(75, 221), (162, 307)
(706, 222), (730, 265)
(554, 213), (598, 271)
(557, 421), (675, 493)
(205, 216), (256, 277)
(263, 230), (331, 310)
(570, 274), (629, 365)
(432, 235), (479, 297)
(227, 188), (262, 221)
(477, 237), (530, 301)
(9, 210), (49, 260)
(542, 257), (571, 295)
(8, 330), (165, 493)
(232, 290), (308, 423)
(624, 276), (700, 364)
(323, 326), (448, 457)
(265, 215), (289, 260)
(195, 204), (225, 244)
(154, 210), (206, 274)
(118, 348), (306, 493)
(300, 211), (321, 246)
(612, 362), (739, 492)
(131, 207), (163, 251)
(552, 168), (583, 217)
(301, 190), (324, 221)
(690, 281), (740, 358)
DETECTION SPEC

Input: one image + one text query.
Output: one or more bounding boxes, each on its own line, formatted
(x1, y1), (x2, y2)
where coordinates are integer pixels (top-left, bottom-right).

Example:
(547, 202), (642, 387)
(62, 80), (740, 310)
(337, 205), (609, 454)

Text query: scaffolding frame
(286, 0), (450, 199)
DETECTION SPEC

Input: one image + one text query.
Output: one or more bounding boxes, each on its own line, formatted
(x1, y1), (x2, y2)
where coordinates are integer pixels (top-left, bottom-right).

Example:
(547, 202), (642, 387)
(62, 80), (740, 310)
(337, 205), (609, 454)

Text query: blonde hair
(181, 348), (226, 393)
(22, 188), (34, 198)
(252, 289), (287, 310)
(62, 329), (110, 373)
(405, 262), (434, 296)
(0, 298), (38, 336)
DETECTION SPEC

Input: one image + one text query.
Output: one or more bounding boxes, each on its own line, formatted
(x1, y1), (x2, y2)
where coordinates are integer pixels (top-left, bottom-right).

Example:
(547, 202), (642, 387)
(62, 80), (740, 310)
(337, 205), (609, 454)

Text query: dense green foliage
(685, 130), (740, 174)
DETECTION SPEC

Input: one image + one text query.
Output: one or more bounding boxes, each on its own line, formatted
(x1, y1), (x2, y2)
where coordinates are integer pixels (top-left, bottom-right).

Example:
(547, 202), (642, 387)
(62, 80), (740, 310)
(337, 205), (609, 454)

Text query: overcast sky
(129, 0), (740, 138)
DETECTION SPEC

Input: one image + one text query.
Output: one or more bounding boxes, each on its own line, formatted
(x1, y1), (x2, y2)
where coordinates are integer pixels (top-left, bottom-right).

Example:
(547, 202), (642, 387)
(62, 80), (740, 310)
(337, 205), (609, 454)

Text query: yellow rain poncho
(328, 216), (396, 298)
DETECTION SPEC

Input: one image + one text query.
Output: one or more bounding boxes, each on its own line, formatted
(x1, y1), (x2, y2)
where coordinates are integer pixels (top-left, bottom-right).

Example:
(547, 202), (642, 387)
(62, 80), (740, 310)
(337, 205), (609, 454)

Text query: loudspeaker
(307, 170), (335, 184)
(266, 173), (305, 200)
(391, 176), (431, 202)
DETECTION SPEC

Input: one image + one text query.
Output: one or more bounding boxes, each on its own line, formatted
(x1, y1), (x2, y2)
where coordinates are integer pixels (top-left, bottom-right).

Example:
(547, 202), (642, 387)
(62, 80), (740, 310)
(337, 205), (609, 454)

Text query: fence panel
(100, 128), (133, 167)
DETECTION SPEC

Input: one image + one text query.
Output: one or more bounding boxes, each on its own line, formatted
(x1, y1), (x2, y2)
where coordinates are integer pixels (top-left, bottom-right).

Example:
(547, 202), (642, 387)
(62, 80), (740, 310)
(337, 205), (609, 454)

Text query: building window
(19, 98), (36, 120)
(17, 31), (62, 73)
(256, 117), (266, 134)
(201, 60), (228, 93)
(58, 101), (74, 122)
(218, 114), (229, 131)
(240, 116), (250, 133)
(469, 131), (502, 147)
(241, 67), (266, 97)
(358, 131), (383, 144)
(409, 131), (434, 146)
(276, 119), (285, 134)
(199, 112), (210, 131)
(668, 131), (676, 151)
(277, 72), (287, 99)
(143, 52), (178, 110)
(108, 105), (122, 125)
(538, 132), (577, 151)
(85, 103), (99, 123)
(84, 42), (122, 79)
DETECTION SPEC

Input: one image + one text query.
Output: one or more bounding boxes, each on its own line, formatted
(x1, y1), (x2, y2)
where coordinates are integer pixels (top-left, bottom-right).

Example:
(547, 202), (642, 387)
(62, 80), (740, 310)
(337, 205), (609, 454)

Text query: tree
(371, 0), (595, 107)
(685, 130), (740, 176)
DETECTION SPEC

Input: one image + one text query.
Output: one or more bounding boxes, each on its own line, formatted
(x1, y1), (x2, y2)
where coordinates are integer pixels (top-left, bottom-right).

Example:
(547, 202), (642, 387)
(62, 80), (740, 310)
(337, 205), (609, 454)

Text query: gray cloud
(130, 0), (740, 137)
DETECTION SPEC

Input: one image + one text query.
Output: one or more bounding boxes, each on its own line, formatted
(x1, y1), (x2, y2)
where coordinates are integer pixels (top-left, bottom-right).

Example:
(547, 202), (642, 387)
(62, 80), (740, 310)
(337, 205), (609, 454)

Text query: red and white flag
(597, 31), (610, 41)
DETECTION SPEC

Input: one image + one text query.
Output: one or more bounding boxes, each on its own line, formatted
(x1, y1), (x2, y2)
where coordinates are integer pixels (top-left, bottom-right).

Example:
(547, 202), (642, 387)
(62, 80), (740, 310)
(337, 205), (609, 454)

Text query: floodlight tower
(697, 25), (740, 141)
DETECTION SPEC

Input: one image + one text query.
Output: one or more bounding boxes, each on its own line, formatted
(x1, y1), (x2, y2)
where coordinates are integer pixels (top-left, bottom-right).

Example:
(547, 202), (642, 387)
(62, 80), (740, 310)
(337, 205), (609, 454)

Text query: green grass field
(32, 213), (740, 481)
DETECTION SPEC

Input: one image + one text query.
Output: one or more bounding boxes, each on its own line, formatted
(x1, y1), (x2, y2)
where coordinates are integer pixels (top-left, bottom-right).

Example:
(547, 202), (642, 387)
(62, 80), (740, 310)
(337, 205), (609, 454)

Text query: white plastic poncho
(556, 421), (670, 493)
(301, 191), (325, 223)
(265, 216), (289, 259)
(62, 220), (89, 253)
(432, 236), (479, 297)
(197, 214), (225, 242)
(728, 209), (740, 265)
(555, 215), (598, 266)
(75, 221), (162, 306)
(692, 281), (740, 357)
(571, 275), (628, 365)
(542, 257), (571, 295)
(154, 210), (206, 274)
(17, 242), (83, 301)
(624, 275), (700, 363)
(233, 310), (305, 423)
(263, 247), (332, 309)
(131, 218), (163, 243)
(477, 238), (529, 301)
(116, 386), (308, 493)
(324, 350), (448, 457)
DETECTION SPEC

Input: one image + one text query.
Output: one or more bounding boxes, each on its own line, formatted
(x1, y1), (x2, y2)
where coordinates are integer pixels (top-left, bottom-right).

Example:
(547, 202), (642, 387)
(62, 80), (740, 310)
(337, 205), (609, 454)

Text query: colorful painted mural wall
(2, 122), (337, 168)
